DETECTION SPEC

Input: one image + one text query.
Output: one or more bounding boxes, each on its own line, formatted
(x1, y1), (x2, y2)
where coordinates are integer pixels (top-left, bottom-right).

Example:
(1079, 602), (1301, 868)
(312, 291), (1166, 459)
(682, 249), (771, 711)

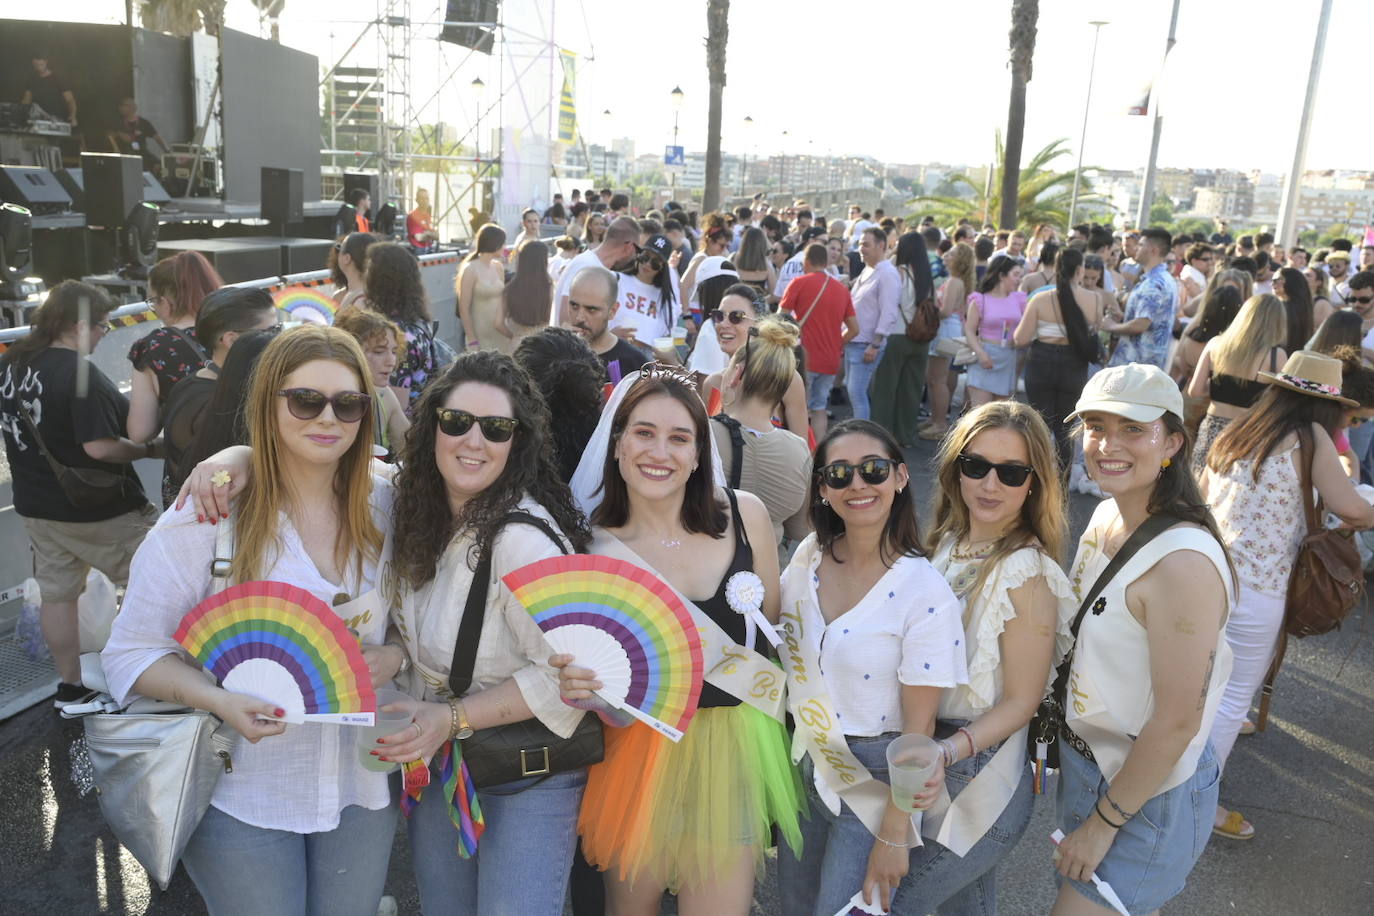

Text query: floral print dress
(1202, 438), (1304, 597)
(128, 326), (208, 506)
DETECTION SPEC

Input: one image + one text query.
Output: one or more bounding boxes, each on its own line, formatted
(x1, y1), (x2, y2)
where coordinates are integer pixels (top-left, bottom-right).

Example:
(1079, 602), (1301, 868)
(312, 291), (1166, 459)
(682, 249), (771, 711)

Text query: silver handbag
(73, 518), (239, 890)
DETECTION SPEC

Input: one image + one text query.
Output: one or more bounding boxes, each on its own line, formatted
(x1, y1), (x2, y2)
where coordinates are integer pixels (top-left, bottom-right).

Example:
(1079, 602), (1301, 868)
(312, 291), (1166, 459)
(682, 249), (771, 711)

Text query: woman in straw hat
(1201, 350), (1374, 840)
(1053, 363), (1236, 915)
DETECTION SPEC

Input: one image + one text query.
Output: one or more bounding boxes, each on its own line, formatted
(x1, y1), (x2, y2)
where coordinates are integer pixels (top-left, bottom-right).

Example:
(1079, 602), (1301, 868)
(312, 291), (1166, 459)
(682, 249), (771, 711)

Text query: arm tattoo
(1198, 650), (1216, 710)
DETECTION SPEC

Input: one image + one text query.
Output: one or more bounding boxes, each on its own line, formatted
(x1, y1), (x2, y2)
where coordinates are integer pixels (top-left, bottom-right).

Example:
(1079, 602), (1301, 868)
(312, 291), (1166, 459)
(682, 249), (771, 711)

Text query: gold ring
(211, 470), (232, 489)
(410, 721), (422, 737)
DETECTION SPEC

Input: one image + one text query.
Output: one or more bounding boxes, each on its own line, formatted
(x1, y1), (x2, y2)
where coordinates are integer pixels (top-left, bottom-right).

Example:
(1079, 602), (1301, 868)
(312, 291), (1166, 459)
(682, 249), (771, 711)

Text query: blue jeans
(181, 802), (398, 916)
(778, 733), (1033, 916)
(408, 767), (586, 916)
(844, 340), (886, 420)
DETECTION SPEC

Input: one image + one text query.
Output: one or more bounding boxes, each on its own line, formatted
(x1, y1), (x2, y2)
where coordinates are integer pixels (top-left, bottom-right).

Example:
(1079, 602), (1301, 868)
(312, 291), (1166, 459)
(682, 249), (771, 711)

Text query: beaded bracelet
(874, 833), (913, 849)
(446, 697), (462, 741)
(958, 726), (978, 757)
(938, 737), (959, 767)
(1103, 790), (1136, 822)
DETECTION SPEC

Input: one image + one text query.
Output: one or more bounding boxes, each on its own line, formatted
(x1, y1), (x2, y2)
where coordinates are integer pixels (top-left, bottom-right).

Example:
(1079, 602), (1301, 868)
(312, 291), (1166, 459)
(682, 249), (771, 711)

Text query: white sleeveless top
(1066, 500), (1235, 795)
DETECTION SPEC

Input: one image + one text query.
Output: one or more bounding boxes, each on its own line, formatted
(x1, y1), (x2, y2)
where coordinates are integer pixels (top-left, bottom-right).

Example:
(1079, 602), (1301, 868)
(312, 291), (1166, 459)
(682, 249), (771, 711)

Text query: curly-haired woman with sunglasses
(559, 365), (803, 916)
(105, 325), (401, 916)
(906, 402), (1076, 912)
(777, 419), (967, 916)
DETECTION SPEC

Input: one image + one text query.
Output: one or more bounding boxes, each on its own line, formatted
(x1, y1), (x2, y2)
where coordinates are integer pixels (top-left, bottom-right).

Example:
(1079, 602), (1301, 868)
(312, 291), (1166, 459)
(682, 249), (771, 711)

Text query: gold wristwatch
(449, 698), (474, 740)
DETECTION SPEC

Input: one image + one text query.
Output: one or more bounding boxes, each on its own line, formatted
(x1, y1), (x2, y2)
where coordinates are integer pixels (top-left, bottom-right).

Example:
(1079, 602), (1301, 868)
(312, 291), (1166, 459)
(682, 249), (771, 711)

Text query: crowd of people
(1, 192), (1371, 916)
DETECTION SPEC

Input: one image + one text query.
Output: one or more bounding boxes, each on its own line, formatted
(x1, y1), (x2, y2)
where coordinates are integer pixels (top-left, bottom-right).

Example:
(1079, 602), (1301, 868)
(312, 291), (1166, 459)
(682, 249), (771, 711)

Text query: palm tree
(912, 136), (1101, 231)
(998, 0), (1039, 229)
(139, 0), (225, 36)
(702, 0), (729, 214)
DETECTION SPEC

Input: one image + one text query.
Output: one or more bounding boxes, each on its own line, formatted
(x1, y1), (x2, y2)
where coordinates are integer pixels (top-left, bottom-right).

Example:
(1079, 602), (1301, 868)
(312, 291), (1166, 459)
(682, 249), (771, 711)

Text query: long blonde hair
(1211, 294), (1288, 379)
(927, 402), (1067, 597)
(946, 242), (977, 306)
(234, 325), (382, 585)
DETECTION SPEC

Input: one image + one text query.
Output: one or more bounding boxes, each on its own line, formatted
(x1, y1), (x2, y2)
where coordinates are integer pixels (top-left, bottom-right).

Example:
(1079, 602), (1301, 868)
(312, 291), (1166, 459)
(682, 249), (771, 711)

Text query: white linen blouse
(785, 534), (968, 737)
(390, 496), (585, 739)
(102, 478), (395, 834)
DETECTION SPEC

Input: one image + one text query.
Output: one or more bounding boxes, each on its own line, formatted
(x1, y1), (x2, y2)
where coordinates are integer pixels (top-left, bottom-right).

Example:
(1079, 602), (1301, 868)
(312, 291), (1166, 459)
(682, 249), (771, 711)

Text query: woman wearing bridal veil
(556, 364), (803, 916)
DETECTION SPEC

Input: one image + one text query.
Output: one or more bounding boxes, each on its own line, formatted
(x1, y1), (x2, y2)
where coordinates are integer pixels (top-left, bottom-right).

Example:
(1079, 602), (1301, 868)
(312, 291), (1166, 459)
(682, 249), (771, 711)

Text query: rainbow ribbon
(400, 740), (485, 858)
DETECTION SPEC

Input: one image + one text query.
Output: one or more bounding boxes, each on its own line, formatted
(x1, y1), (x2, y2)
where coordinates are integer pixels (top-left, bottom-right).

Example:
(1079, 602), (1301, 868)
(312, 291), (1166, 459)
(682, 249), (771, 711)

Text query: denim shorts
(805, 371), (836, 411)
(1055, 743), (1220, 914)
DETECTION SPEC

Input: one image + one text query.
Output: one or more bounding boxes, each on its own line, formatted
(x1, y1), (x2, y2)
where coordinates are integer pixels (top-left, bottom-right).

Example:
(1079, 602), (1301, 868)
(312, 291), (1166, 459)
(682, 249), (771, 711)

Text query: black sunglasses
(817, 458), (895, 489)
(957, 454), (1034, 487)
(277, 388), (369, 423)
(639, 252), (665, 271)
(1348, 293), (1374, 305)
(708, 309), (752, 325)
(435, 407), (519, 442)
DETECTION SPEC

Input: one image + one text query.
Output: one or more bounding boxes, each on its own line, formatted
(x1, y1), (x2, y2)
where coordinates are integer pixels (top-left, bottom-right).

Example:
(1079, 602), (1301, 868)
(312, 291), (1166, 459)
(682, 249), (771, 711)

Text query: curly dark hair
(390, 350), (591, 589)
(364, 242), (431, 324)
(513, 327), (606, 483)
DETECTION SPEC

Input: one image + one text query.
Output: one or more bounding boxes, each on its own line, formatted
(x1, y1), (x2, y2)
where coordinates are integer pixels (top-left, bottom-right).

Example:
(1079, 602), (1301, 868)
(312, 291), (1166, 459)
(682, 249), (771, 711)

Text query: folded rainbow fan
(273, 285), (337, 326)
(503, 555), (703, 742)
(173, 581), (377, 725)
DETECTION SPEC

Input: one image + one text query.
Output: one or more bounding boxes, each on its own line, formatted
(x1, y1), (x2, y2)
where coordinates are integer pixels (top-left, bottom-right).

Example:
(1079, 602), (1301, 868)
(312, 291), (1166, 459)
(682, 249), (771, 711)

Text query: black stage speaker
(441, 0), (499, 53)
(82, 153), (143, 228)
(280, 237), (333, 273)
(56, 168), (84, 210)
(343, 172), (379, 222)
(156, 239), (282, 285)
(142, 172), (172, 207)
(0, 166), (73, 215)
(261, 167), (304, 224)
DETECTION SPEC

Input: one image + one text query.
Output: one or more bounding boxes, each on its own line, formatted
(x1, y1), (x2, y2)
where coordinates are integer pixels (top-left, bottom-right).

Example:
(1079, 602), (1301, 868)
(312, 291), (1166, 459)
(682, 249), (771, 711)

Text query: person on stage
(20, 52), (76, 124)
(107, 97), (168, 174)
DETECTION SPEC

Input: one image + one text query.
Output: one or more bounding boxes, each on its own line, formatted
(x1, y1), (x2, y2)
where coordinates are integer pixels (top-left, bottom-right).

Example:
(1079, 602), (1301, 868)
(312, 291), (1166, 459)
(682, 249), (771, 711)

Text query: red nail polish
(197, 514), (203, 524)
(370, 750), (379, 756)
(221, 512), (229, 519)
(274, 708), (285, 718)
(378, 756), (390, 762)
(376, 738), (385, 744)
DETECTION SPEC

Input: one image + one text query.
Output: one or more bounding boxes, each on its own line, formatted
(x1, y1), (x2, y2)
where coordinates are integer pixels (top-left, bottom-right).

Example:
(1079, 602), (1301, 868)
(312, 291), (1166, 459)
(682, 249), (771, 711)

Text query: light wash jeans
(778, 732), (1033, 916)
(844, 340), (886, 421)
(408, 767), (586, 916)
(181, 802), (398, 916)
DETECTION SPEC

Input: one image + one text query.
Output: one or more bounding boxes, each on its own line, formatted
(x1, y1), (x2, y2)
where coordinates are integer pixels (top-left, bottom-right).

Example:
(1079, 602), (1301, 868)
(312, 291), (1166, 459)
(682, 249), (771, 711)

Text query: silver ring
(410, 721), (422, 737)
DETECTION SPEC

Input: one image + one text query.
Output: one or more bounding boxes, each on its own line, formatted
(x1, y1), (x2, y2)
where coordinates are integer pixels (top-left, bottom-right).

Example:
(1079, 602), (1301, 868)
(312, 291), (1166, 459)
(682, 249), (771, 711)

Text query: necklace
(950, 537), (998, 562)
(660, 538), (682, 550)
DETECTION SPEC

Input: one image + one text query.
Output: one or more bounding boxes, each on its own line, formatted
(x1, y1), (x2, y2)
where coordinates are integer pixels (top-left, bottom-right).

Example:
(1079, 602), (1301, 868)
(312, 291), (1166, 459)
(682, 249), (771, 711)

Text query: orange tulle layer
(578, 703), (803, 893)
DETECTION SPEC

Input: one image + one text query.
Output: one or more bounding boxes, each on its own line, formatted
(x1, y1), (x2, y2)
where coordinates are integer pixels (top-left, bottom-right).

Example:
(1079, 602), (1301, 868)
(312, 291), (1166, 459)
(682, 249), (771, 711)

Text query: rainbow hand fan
(503, 555), (703, 742)
(174, 580), (377, 726)
(273, 286), (337, 325)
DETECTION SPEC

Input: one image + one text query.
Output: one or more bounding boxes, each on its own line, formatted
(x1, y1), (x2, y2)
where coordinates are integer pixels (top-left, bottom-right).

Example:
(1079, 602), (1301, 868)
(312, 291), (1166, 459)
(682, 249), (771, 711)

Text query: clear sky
(25, 0), (1370, 174)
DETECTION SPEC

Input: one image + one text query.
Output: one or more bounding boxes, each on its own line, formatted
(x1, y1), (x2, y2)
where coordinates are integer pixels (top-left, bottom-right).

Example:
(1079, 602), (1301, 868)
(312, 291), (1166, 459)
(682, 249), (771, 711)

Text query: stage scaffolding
(318, 0), (587, 243)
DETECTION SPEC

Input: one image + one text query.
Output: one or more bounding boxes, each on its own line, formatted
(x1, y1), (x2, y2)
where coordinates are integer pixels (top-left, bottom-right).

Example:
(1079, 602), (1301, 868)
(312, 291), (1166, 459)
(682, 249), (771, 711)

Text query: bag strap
(16, 404), (69, 481)
(711, 414), (746, 489)
(795, 275), (829, 329)
(167, 325), (211, 365)
(209, 514), (235, 591)
(1295, 426), (1322, 534)
(448, 511), (570, 698)
(1068, 512), (1183, 640)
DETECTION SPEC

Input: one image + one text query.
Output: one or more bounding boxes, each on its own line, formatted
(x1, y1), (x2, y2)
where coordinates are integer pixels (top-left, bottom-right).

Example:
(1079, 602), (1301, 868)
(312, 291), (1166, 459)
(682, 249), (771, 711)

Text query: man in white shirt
(845, 227), (903, 420)
(847, 207), (875, 251)
(553, 216), (643, 325)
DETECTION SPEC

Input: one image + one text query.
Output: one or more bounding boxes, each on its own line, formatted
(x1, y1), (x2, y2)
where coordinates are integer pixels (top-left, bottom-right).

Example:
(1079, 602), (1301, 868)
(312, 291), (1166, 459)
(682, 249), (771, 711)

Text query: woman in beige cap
(1053, 362), (1235, 915)
(1201, 350), (1374, 840)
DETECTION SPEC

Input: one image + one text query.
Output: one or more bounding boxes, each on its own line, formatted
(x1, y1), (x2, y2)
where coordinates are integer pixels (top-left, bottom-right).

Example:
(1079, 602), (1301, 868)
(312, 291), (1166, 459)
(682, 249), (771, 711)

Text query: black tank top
(695, 488), (756, 709)
(1209, 347), (1279, 409)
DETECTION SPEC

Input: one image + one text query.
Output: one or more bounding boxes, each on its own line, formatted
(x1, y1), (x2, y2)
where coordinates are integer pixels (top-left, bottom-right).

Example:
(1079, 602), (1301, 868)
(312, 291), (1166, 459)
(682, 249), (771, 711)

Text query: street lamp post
(670, 86), (684, 194)
(471, 76), (486, 224)
(741, 115), (753, 197)
(1067, 21), (1108, 231)
(601, 108), (611, 183)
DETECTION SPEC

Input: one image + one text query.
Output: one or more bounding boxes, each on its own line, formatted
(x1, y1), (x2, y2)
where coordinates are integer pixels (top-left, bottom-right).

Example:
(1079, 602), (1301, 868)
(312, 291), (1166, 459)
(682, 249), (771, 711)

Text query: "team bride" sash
(592, 530), (786, 721)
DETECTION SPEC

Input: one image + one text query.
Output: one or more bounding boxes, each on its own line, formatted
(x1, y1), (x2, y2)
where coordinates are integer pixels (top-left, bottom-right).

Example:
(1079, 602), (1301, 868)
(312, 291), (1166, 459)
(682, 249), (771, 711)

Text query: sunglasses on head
(277, 388), (370, 423)
(708, 309), (751, 325)
(957, 454), (1034, 487)
(435, 407), (519, 442)
(817, 457), (894, 489)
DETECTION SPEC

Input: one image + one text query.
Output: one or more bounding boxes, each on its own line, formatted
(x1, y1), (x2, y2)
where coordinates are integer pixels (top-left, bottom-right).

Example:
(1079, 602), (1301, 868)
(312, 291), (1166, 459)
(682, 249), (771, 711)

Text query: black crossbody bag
(19, 407), (135, 509)
(448, 511), (604, 789)
(1027, 513), (1181, 770)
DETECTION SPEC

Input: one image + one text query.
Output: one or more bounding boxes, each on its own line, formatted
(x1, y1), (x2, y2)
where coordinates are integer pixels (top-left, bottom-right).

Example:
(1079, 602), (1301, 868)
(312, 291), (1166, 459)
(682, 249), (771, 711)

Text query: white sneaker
(377, 896), (398, 916)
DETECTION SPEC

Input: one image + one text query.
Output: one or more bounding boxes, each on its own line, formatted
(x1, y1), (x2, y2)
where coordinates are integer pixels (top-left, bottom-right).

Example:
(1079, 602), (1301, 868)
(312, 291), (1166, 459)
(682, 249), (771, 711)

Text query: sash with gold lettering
(591, 529), (786, 720)
(779, 538), (937, 844)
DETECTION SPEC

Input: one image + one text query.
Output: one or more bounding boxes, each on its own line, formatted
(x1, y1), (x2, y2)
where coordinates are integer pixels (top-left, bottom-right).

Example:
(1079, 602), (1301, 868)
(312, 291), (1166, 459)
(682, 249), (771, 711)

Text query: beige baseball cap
(1066, 363), (1184, 424)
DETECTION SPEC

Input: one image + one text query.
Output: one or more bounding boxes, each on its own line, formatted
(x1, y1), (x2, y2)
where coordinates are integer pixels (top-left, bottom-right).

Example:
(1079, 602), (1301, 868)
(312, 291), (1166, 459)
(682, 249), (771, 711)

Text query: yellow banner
(558, 49), (577, 143)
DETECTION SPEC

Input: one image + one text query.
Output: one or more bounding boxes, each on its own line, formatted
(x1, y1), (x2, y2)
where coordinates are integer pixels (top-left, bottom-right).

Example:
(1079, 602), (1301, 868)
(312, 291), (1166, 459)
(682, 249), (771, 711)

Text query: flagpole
(1276, 0), (1333, 247)
(1135, 0), (1181, 229)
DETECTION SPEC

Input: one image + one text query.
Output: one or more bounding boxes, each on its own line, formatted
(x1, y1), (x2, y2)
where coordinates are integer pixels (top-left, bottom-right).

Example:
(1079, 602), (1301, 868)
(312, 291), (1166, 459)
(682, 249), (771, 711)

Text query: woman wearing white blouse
(918, 402), (1076, 912)
(778, 419), (968, 916)
(104, 326), (400, 916)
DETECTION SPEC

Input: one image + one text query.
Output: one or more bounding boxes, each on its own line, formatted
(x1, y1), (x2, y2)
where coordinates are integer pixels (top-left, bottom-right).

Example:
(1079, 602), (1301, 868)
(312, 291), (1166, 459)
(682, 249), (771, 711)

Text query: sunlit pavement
(1, 433), (1371, 914)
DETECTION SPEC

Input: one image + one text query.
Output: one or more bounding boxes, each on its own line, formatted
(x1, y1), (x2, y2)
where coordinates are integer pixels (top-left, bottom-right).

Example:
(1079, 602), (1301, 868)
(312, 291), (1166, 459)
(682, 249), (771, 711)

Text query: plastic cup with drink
(358, 687), (414, 774)
(885, 733), (942, 824)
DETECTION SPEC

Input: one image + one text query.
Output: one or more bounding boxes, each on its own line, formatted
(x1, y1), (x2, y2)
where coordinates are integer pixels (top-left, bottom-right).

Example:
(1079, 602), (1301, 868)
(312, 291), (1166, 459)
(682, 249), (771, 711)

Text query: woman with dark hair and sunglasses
(107, 326), (401, 915)
(777, 418), (967, 915)
(559, 365), (803, 916)
(1052, 363), (1236, 915)
(329, 231), (378, 310)
(700, 284), (808, 438)
(612, 234), (680, 354)
(905, 402), (1075, 912)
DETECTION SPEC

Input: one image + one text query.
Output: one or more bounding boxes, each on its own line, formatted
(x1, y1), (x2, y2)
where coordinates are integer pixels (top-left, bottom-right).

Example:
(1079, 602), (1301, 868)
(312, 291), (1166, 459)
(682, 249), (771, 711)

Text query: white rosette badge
(725, 571), (782, 648)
